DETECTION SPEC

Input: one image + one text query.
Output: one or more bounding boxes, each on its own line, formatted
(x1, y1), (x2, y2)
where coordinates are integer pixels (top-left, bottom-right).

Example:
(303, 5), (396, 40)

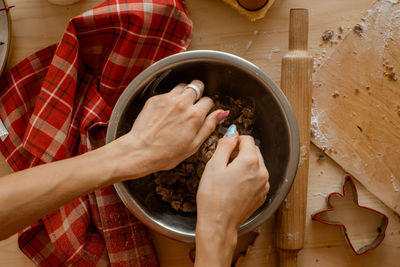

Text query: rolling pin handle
(289, 9), (309, 51)
(278, 250), (299, 267)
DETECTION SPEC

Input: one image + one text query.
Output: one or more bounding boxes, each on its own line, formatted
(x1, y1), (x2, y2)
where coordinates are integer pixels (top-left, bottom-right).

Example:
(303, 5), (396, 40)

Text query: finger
(210, 133), (239, 166)
(193, 110), (225, 146)
(265, 182), (270, 195)
(255, 146), (269, 179)
(230, 135), (258, 167)
(192, 96), (214, 120)
(169, 83), (187, 95)
(229, 146), (239, 162)
(236, 135), (256, 158)
(181, 80), (205, 103)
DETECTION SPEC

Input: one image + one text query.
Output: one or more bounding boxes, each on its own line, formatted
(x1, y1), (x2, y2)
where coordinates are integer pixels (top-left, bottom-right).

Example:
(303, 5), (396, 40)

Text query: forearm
(0, 139), (148, 240)
(195, 218), (238, 267)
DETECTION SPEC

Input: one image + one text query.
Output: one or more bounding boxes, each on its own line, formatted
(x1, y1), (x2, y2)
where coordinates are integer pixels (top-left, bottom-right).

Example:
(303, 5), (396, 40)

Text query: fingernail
(225, 124), (237, 137)
(217, 110), (230, 121)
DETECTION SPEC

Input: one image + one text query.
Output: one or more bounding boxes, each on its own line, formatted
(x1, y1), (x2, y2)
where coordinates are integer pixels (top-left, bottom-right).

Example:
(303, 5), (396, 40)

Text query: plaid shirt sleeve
(0, 0), (192, 266)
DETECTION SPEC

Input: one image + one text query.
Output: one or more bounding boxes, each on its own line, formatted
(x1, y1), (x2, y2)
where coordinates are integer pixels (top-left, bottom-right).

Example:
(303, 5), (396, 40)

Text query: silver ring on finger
(184, 84), (201, 101)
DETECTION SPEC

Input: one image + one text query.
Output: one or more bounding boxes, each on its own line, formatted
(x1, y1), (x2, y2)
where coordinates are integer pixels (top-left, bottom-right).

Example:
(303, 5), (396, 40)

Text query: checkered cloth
(0, 0), (192, 265)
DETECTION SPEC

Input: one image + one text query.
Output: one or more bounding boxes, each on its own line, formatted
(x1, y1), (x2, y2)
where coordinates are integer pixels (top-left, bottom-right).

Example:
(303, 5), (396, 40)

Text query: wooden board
(312, 0), (400, 215)
(0, 0), (11, 74)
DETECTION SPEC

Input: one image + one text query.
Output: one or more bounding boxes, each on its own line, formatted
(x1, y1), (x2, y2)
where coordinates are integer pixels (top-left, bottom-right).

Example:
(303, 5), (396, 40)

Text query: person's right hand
(194, 127), (269, 267)
(109, 80), (229, 181)
(197, 130), (269, 231)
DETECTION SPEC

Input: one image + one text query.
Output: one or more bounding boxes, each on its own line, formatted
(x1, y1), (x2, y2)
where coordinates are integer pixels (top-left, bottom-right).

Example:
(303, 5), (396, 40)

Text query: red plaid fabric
(0, 0), (192, 265)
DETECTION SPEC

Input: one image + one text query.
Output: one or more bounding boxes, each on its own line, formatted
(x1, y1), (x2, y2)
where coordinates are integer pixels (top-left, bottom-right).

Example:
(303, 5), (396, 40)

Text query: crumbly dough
(154, 96), (255, 212)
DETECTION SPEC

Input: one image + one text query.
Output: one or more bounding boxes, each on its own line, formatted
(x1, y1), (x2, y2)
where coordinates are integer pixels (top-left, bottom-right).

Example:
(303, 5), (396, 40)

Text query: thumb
(193, 109), (227, 146)
(210, 125), (239, 166)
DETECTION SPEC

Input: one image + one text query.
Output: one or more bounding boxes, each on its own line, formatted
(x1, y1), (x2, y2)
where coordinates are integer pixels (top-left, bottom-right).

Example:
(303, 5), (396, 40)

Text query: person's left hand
(110, 80), (228, 180)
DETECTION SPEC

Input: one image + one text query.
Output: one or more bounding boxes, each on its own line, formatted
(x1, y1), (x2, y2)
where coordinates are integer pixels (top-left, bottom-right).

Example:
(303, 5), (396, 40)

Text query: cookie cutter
(311, 174), (389, 255)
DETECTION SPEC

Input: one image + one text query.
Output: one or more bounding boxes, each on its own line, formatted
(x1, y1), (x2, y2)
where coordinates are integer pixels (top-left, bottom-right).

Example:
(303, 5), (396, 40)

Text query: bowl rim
(106, 50), (300, 243)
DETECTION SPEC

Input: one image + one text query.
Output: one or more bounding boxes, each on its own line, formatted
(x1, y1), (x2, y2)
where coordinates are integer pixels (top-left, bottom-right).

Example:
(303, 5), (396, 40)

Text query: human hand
(111, 80), (229, 180)
(197, 127), (269, 231)
(195, 126), (269, 267)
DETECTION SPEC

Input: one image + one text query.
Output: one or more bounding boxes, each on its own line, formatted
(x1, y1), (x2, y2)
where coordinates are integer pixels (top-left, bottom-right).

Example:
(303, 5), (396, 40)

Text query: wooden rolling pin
(275, 9), (313, 267)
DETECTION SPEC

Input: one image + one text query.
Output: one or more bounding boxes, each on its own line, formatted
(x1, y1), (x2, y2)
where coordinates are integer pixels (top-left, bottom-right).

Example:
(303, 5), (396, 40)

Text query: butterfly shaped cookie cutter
(311, 174), (389, 255)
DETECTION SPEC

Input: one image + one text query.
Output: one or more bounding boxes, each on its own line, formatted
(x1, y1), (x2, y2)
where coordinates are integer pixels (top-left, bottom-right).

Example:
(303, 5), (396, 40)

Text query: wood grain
(1, 0), (400, 266)
(276, 9), (313, 267)
(311, 0), (400, 215)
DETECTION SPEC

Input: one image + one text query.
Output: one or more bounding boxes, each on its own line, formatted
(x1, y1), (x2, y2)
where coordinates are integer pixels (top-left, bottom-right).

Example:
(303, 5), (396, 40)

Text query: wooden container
(47, 0), (80, 6)
(237, 0), (268, 11)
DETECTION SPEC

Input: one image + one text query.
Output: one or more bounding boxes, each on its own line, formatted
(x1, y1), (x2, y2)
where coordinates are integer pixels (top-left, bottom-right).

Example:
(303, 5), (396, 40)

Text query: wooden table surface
(0, 0), (399, 266)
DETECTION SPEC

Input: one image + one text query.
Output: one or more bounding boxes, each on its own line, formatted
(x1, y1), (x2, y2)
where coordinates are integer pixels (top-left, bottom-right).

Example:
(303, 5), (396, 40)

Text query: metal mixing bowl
(106, 50), (299, 243)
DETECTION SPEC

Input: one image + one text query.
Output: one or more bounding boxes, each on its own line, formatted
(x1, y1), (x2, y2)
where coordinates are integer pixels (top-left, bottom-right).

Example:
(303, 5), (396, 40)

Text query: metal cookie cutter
(311, 174), (389, 255)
